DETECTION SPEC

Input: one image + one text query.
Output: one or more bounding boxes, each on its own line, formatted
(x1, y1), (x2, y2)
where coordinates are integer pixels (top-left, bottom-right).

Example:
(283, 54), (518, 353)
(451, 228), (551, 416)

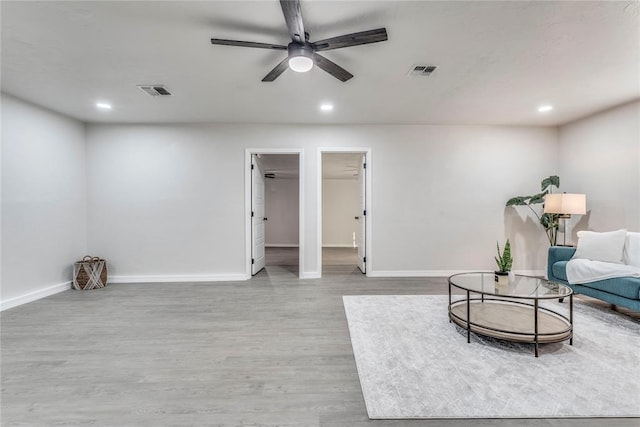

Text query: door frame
(317, 147), (372, 277)
(245, 148), (304, 278)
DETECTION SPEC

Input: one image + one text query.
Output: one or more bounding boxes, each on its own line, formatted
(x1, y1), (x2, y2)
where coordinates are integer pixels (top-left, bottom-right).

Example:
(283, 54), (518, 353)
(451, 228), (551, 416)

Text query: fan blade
(262, 57), (290, 82)
(210, 38), (287, 50)
(280, 0), (305, 44)
(312, 53), (353, 82)
(313, 28), (388, 51)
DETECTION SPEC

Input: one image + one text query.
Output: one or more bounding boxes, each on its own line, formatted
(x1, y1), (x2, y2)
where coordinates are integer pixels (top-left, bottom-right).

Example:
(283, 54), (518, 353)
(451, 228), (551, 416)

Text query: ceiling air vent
(408, 65), (437, 77)
(137, 85), (173, 96)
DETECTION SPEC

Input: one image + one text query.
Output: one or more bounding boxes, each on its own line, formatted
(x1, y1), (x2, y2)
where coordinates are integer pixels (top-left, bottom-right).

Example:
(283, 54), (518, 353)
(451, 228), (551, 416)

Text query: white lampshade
(288, 56), (313, 73)
(544, 193), (586, 215)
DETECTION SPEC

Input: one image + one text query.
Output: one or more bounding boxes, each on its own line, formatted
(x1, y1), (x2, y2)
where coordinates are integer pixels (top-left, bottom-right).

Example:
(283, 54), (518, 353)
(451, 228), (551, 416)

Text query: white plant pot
(494, 271), (509, 286)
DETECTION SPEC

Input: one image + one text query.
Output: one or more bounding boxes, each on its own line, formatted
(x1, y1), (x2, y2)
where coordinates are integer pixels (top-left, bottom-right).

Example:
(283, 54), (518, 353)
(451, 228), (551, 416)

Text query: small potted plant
(494, 239), (513, 285)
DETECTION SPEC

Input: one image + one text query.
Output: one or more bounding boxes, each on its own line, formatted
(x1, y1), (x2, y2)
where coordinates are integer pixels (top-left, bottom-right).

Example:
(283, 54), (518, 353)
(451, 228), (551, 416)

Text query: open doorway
(246, 150), (303, 278)
(262, 154), (300, 273)
(319, 150), (370, 275)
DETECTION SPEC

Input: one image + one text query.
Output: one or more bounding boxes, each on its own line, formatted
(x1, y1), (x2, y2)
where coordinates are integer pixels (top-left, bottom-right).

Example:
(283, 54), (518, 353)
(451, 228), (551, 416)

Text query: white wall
(373, 126), (559, 274)
(85, 125), (246, 281)
(2, 92), (634, 305)
(265, 177), (299, 246)
(559, 100), (640, 236)
(86, 123), (557, 278)
(1, 94), (86, 309)
(323, 178), (358, 247)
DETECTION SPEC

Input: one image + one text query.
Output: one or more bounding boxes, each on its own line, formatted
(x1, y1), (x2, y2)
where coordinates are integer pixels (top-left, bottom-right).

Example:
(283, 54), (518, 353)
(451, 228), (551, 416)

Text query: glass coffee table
(448, 272), (573, 357)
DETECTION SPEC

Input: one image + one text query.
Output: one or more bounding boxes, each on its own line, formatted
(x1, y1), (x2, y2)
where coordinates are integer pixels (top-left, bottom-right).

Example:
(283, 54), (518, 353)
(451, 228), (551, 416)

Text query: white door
(251, 154), (266, 275)
(356, 155), (366, 273)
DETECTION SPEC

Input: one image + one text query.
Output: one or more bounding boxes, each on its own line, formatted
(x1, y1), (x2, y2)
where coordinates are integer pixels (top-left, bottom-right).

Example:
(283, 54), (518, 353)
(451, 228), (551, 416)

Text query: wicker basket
(73, 256), (108, 290)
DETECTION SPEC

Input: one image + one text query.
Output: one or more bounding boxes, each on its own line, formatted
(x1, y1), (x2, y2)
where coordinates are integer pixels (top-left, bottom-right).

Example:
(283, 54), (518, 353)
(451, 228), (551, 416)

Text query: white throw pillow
(623, 232), (640, 268)
(572, 229), (627, 264)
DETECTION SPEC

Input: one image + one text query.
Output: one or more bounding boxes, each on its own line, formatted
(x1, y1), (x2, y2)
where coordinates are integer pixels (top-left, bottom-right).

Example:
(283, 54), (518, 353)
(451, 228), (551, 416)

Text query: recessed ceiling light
(320, 103), (334, 112)
(96, 102), (112, 110)
(538, 105), (553, 113)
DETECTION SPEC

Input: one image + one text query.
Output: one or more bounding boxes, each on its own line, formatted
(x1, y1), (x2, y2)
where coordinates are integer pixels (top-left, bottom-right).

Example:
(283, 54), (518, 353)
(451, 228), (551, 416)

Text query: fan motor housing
(288, 42), (314, 59)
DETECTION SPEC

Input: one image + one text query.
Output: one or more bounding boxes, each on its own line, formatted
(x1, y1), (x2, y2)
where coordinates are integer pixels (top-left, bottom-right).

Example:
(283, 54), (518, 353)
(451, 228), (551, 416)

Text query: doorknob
(264, 217), (268, 221)
(355, 216), (359, 220)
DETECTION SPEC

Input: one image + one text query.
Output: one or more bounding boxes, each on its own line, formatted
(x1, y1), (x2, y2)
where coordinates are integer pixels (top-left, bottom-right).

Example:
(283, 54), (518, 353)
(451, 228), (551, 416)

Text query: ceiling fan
(210, 0), (388, 82)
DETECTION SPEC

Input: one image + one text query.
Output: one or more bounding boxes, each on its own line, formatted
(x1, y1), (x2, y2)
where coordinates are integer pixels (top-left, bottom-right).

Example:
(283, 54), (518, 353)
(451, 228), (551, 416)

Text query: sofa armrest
(547, 246), (576, 281)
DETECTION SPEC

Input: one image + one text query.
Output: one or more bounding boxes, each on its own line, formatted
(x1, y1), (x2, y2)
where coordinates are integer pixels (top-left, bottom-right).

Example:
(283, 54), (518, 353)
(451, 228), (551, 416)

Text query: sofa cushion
(580, 276), (640, 300)
(624, 232), (640, 268)
(572, 229), (627, 264)
(552, 261), (569, 282)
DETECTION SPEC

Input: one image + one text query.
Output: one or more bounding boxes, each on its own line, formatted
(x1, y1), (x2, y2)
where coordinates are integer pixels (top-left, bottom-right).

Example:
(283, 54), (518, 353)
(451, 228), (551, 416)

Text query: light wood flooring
(266, 246), (360, 268)
(1, 264), (637, 426)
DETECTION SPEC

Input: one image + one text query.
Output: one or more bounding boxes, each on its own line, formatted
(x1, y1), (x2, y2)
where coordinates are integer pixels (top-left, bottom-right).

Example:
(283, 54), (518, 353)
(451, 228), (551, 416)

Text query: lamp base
(561, 216), (571, 246)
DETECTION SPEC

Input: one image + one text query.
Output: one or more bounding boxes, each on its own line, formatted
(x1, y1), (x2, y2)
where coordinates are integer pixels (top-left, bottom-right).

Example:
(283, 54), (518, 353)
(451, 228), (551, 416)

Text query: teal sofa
(547, 246), (640, 312)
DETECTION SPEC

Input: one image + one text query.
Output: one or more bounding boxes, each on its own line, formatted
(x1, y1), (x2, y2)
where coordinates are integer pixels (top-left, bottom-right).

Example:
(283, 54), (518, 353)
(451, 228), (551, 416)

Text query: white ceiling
(322, 153), (363, 179)
(261, 154), (300, 179)
(260, 152), (361, 179)
(2, 1), (638, 126)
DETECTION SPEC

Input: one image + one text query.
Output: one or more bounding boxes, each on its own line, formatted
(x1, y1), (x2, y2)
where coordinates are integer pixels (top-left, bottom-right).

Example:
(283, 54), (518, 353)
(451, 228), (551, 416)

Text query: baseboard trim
(368, 269), (546, 278)
(0, 281), (71, 311)
(322, 244), (355, 248)
(368, 270), (463, 278)
(300, 271), (321, 279)
(109, 274), (250, 284)
(514, 270), (546, 277)
(266, 244), (300, 248)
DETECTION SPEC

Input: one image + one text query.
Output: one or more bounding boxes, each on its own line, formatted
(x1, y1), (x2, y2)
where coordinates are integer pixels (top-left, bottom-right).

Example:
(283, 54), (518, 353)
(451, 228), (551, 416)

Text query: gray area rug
(343, 295), (640, 419)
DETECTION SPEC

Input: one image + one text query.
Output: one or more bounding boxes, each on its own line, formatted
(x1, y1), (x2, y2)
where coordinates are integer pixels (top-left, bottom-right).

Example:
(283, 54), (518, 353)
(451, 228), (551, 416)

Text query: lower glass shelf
(449, 299), (572, 344)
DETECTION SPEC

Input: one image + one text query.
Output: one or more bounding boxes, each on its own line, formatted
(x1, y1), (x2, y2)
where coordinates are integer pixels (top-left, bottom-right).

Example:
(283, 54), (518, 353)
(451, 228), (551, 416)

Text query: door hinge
(251, 164), (254, 170)
(363, 256), (367, 263)
(363, 210), (367, 216)
(251, 258), (255, 265)
(251, 211), (254, 217)
(363, 162), (367, 169)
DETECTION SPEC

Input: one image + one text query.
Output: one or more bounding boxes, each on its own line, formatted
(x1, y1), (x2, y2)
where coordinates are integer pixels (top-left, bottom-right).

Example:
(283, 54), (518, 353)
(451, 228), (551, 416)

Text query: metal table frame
(448, 273), (573, 357)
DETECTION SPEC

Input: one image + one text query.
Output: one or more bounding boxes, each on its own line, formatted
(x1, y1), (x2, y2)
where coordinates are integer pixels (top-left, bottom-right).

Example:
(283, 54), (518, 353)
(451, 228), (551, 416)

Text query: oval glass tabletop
(448, 272), (572, 299)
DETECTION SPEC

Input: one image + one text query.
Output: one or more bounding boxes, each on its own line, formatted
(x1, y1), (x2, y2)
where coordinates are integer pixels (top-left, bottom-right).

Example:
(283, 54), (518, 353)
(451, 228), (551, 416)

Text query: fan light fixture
(289, 56), (313, 72)
(288, 43), (314, 73)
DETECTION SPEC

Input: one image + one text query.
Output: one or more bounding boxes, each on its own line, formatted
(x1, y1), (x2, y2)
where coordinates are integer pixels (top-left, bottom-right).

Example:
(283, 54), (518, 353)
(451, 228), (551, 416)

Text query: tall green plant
(495, 240), (513, 272)
(506, 175), (560, 246)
